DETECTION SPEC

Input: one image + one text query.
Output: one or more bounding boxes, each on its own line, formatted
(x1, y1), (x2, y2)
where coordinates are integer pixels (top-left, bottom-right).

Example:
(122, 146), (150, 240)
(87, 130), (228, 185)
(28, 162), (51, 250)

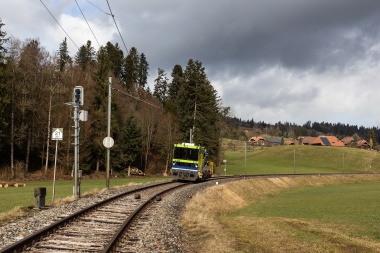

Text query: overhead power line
(105, 0), (129, 54)
(111, 86), (162, 109)
(39, 0), (79, 49)
(86, 0), (112, 16)
(75, 0), (101, 48)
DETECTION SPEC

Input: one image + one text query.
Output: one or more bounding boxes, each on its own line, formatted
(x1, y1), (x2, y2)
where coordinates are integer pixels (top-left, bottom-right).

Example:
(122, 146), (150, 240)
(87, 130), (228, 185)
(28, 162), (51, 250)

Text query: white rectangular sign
(52, 128), (63, 140)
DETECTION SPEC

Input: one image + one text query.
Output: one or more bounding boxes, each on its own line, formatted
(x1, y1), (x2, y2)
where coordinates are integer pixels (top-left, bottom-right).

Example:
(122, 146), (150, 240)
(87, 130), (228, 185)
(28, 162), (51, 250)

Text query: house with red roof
(311, 136), (344, 147)
(248, 136), (265, 145)
(297, 136), (316, 145)
(357, 140), (369, 149)
(341, 137), (354, 146)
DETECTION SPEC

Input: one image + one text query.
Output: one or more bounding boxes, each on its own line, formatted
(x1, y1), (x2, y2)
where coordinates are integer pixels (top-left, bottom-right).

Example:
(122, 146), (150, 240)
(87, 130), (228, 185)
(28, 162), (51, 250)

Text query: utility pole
(244, 142), (247, 179)
(294, 149), (296, 174)
(106, 77), (112, 189)
(102, 77), (114, 189)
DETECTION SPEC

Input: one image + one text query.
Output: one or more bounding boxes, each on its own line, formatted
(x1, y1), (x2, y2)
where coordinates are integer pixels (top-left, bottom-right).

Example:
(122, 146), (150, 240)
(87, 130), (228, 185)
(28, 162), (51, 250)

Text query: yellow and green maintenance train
(171, 143), (213, 181)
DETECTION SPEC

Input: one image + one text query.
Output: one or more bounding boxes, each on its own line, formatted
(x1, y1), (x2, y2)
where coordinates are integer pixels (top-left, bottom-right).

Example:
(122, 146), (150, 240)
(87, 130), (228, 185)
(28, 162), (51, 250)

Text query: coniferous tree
(123, 47), (139, 89)
(57, 37), (71, 72)
(74, 40), (95, 71)
(176, 59), (221, 159)
(368, 128), (376, 149)
(120, 114), (142, 173)
(138, 52), (149, 89)
(105, 42), (124, 79)
(85, 46), (114, 172)
(153, 68), (168, 104)
(166, 64), (184, 114)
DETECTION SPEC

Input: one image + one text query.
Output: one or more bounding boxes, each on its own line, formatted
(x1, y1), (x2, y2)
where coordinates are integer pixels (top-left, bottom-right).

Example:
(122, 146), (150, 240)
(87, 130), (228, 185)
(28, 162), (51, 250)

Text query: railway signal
(73, 86), (84, 106)
(65, 86), (85, 198)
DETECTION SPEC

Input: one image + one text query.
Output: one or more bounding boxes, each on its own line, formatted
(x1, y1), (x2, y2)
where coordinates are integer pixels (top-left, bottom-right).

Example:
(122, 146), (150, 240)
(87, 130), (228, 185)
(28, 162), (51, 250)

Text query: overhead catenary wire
(111, 86), (162, 109)
(105, 0), (129, 54)
(86, 0), (112, 16)
(39, 0), (79, 49)
(75, 0), (101, 48)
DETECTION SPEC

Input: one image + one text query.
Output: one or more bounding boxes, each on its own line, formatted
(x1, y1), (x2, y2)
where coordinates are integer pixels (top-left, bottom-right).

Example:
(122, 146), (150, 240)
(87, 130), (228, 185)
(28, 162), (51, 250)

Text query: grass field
(182, 175), (380, 252)
(219, 144), (380, 175)
(232, 182), (380, 240)
(1, 144), (379, 216)
(0, 177), (167, 214)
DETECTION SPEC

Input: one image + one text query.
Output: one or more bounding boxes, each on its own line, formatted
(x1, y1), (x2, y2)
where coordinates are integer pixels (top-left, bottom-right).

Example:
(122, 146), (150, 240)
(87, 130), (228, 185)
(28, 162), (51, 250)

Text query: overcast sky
(2, 0), (380, 128)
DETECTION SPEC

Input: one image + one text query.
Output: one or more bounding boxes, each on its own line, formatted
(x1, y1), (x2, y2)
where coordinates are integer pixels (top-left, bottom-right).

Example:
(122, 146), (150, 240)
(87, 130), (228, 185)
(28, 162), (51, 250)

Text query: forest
(227, 118), (379, 147)
(0, 19), (222, 178)
(0, 18), (378, 179)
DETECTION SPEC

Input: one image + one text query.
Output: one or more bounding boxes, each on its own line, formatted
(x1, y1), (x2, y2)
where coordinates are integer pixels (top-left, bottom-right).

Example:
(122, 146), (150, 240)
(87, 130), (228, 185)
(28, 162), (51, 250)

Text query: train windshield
(173, 147), (199, 161)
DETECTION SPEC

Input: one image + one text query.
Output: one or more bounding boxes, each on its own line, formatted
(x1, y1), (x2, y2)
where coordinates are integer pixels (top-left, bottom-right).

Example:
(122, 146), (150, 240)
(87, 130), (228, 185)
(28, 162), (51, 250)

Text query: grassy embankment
(182, 143), (380, 252)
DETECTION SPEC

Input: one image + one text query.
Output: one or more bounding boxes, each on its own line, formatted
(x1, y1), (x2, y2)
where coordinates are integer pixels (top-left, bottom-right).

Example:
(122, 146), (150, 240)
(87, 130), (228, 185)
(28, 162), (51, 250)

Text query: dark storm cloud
(3, 0), (380, 126)
(109, 0), (380, 76)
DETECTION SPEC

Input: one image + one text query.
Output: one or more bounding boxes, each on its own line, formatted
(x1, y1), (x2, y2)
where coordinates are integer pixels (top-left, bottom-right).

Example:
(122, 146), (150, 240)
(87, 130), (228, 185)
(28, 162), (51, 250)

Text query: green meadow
(219, 144), (380, 175)
(232, 181), (380, 240)
(2, 142), (380, 227)
(0, 177), (167, 214)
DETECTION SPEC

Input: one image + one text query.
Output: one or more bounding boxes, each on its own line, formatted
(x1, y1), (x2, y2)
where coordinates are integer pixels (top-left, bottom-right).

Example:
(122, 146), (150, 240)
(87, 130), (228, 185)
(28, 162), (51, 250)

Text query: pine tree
(175, 59), (221, 159)
(166, 64), (184, 114)
(57, 37), (71, 72)
(105, 42), (124, 79)
(123, 47), (139, 89)
(169, 65), (184, 99)
(83, 46), (108, 172)
(121, 114), (142, 169)
(138, 52), (149, 89)
(74, 40), (95, 71)
(367, 128), (376, 149)
(153, 68), (168, 103)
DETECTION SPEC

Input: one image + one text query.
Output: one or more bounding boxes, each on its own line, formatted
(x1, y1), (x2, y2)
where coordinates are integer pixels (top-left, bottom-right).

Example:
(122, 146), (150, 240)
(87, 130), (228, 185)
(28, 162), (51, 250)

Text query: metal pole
(224, 161), (226, 176)
(52, 140), (58, 201)
(294, 149), (296, 174)
(245, 142), (247, 177)
(343, 152), (345, 174)
(106, 77), (111, 189)
(74, 105), (79, 197)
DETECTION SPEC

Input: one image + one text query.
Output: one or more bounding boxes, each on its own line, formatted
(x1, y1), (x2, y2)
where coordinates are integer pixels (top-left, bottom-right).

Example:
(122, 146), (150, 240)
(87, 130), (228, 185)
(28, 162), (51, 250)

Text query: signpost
(51, 128), (63, 201)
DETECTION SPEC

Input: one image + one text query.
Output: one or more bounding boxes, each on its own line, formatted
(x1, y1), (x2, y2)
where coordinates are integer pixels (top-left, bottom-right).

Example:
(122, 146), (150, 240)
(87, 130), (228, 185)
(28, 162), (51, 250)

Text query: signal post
(67, 86), (84, 198)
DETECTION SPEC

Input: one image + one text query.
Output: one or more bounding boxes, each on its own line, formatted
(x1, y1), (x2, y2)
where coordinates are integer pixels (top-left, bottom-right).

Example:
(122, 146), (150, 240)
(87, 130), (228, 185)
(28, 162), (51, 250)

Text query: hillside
(219, 142), (380, 175)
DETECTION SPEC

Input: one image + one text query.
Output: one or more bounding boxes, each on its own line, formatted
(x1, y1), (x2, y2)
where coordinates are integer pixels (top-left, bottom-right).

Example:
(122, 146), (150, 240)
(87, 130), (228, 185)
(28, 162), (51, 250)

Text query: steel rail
(102, 182), (187, 252)
(0, 180), (175, 253)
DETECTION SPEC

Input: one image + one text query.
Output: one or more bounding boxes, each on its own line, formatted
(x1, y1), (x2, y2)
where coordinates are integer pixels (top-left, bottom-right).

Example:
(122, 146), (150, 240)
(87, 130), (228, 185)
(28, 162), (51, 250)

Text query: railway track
(2, 173), (361, 252)
(0, 181), (187, 253)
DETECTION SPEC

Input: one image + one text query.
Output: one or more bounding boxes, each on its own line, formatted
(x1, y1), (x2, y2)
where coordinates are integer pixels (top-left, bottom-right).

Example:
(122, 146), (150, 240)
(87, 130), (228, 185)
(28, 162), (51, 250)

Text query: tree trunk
(10, 82), (15, 179)
(96, 157), (100, 172)
(25, 127), (31, 173)
(44, 93), (52, 176)
(164, 152), (169, 176)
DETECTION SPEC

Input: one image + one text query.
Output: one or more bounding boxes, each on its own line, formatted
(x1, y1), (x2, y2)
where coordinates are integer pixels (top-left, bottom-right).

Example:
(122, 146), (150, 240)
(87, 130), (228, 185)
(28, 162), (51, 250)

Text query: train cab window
(174, 147), (199, 161)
